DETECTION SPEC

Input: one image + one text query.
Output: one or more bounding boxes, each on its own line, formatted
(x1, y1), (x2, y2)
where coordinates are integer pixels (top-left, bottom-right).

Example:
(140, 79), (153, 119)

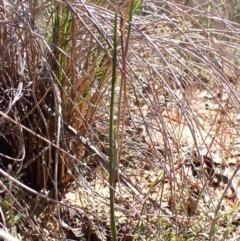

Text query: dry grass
(0, 0), (240, 240)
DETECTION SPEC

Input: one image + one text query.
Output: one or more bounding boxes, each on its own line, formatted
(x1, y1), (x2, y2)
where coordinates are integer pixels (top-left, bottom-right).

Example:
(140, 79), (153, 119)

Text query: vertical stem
(109, 7), (118, 241)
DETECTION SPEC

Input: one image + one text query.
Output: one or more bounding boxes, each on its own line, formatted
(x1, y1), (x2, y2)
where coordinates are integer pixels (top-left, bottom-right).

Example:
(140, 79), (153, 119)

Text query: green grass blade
(51, 3), (71, 83)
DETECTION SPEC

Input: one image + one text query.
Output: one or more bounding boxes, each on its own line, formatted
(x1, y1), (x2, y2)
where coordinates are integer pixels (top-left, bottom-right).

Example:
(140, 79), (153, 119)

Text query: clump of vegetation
(0, 0), (240, 240)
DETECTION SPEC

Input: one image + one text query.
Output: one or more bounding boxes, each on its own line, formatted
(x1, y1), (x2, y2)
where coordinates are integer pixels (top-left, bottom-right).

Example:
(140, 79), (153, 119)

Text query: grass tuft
(0, 0), (240, 240)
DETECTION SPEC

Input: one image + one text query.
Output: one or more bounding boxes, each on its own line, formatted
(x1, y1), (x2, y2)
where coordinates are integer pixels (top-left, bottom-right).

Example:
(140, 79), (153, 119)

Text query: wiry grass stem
(109, 7), (118, 241)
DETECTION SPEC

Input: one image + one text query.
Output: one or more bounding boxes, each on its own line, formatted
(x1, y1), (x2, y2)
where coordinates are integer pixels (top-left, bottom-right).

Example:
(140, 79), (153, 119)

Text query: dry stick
(50, 82), (62, 236)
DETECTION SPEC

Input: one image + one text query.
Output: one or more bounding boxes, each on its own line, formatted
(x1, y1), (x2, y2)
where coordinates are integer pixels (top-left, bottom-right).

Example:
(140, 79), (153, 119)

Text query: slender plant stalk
(109, 7), (118, 241)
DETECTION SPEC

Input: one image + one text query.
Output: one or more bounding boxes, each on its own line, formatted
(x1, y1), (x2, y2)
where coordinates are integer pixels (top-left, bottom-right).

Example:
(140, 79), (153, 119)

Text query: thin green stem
(109, 7), (118, 241)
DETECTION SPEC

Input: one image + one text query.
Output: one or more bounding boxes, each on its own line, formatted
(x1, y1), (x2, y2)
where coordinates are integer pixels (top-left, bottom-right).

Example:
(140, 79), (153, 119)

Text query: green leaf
(13, 213), (21, 224)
